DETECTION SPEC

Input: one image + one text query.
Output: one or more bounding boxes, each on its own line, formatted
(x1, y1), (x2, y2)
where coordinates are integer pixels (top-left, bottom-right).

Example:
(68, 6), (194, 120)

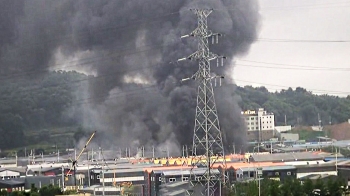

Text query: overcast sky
(232, 0), (350, 96)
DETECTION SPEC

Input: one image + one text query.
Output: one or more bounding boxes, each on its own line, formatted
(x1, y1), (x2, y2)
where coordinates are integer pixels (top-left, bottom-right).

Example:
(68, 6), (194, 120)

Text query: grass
(291, 129), (325, 141)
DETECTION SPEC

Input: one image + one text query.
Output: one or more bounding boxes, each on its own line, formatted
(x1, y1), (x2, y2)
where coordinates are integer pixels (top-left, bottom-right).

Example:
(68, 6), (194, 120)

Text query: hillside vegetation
(1, 72), (350, 151)
(0, 71), (88, 152)
(236, 86), (350, 126)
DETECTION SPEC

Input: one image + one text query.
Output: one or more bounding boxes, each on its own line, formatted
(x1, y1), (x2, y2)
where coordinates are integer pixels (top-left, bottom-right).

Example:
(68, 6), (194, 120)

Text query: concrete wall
(247, 130), (274, 141)
(279, 133), (299, 141)
(275, 126), (292, 133)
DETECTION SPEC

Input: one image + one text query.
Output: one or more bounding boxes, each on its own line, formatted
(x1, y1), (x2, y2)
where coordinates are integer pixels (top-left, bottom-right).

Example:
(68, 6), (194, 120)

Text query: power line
(234, 63), (350, 71)
(0, 41), (177, 82)
(261, 1), (350, 11)
(256, 38), (350, 43)
(261, 1), (350, 9)
(6, 84), (159, 118)
(236, 59), (349, 70)
(1, 39), (178, 80)
(234, 79), (350, 95)
(224, 34), (350, 43)
(7, 11), (180, 52)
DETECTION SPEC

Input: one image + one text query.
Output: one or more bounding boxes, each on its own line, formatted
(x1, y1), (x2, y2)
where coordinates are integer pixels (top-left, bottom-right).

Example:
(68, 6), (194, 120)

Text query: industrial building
(242, 108), (276, 141)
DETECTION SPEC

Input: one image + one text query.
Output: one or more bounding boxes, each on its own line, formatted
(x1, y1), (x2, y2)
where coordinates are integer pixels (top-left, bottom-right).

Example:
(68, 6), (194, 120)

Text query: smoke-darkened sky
(0, 0), (260, 155)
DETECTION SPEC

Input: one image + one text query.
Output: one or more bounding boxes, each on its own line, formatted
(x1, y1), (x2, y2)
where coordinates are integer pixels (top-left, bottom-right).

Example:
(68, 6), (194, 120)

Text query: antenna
(178, 9), (227, 196)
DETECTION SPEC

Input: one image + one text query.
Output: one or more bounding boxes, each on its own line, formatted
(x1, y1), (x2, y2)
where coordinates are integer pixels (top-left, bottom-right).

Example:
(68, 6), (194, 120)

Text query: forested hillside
(1, 71), (350, 151)
(236, 86), (350, 127)
(0, 71), (88, 150)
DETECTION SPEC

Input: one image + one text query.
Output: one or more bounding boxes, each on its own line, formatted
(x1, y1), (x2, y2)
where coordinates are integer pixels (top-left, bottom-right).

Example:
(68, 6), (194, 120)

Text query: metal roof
(167, 189), (187, 196)
(0, 159), (16, 164)
(92, 168), (144, 174)
(162, 168), (220, 176)
(160, 181), (188, 188)
(0, 167), (26, 173)
(0, 179), (25, 186)
(262, 165), (296, 171)
(251, 152), (323, 162)
(239, 165), (295, 172)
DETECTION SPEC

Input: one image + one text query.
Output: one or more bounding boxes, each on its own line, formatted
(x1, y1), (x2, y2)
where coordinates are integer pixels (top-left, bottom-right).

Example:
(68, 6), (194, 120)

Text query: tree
(0, 190), (7, 196)
(326, 177), (346, 196)
(39, 184), (62, 196)
(302, 179), (314, 196)
(10, 191), (25, 196)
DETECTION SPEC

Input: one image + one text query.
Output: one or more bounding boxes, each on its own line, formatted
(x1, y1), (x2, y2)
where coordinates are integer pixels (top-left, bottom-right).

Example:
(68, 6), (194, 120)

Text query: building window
(256, 127), (258, 129)
(251, 117), (254, 120)
(251, 122), (254, 125)
(169, 178), (176, 182)
(182, 177), (189, 182)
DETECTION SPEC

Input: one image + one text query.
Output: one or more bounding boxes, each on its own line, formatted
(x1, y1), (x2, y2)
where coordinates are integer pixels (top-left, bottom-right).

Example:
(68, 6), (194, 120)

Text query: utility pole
(318, 113), (322, 131)
(178, 8), (226, 196)
(284, 115), (287, 126)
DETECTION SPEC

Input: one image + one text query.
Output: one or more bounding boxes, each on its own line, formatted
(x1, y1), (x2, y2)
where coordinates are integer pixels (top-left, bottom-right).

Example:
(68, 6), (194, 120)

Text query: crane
(66, 131), (96, 189)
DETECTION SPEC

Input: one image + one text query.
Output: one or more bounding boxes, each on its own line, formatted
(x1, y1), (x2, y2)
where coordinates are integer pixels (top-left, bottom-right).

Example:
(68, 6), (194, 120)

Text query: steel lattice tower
(178, 9), (226, 196)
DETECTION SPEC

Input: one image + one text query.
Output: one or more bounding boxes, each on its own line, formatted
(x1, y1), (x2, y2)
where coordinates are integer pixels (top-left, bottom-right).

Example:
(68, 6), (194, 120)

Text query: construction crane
(66, 131), (96, 189)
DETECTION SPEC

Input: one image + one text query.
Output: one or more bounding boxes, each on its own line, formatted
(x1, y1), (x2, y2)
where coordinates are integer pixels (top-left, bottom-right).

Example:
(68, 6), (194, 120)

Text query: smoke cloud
(0, 0), (260, 156)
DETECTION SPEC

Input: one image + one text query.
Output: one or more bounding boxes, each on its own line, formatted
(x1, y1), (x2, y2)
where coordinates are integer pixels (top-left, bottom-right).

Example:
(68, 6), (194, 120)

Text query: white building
(242, 108), (275, 131)
(275, 125), (292, 133)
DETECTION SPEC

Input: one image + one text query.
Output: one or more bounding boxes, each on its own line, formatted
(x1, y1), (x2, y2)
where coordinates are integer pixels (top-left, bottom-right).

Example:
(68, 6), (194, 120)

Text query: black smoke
(0, 0), (259, 155)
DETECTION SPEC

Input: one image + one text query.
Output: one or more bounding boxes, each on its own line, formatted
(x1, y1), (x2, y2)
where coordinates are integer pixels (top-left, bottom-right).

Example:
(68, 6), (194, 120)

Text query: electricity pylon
(178, 9), (226, 196)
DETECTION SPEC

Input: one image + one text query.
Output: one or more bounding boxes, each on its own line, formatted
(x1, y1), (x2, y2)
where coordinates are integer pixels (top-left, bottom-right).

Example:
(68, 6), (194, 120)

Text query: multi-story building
(242, 108), (275, 131)
(242, 108), (275, 141)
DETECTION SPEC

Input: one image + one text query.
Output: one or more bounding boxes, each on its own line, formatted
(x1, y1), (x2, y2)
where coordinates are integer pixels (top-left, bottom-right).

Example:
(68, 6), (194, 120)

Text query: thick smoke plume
(0, 0), (259, 156)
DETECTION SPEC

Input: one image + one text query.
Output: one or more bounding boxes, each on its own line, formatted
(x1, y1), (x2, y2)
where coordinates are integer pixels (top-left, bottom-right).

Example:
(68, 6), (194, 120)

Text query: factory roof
(92, 167), (144, 174)
(162, 168), (220, 176)
(143, 166), (195, 173)
(250, 152), (323, 162)
(0, 179), (25, 186)
(262, 165), (296, 171)
(238, 165), (295, 172)
(212, 161), (286, 170)
(0, 159), (17, 164)
(160, 181), (188, 188)
(0, 167), (26, 173)
(167, 189), (187, 196)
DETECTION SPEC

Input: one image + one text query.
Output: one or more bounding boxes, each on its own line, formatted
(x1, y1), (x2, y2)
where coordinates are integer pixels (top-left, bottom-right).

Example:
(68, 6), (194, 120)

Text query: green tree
(0, 190), (7, 196)
(10, 191), (25, 196)
(327, 177), (346, 196)
(302, 179), (314, 196)
(39, 184), (62, 196)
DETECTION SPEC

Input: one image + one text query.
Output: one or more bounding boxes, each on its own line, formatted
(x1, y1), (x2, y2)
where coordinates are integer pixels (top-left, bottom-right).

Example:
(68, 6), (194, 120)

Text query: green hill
(236, 85), (350, 126)
(1, 71), (350, 152)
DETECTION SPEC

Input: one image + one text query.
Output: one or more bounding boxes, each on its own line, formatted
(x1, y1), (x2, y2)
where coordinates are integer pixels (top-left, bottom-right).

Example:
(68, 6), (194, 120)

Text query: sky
(232, 0), (350, 96)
